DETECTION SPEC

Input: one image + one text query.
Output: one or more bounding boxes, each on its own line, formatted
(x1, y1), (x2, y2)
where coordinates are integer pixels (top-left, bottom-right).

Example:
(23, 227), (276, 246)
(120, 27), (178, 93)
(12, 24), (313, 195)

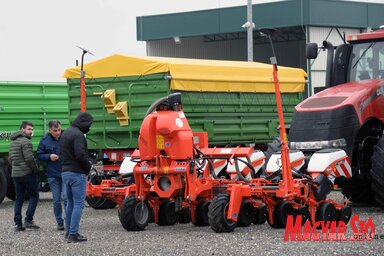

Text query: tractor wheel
(371, 136), (384, 208)
(341, 176), (375, 204)
(338, 206), (352, 225)
(118, 195), (150, 231)
(208, 194), (237, 233)
(262, 137), (281, 171)
(316, 202), (337, 227)
(158, 201), (177, 226)
(269, 201), (294, 229)
(178, 206), (191, 224)
(194, 199), (210, 226)
(0, 162), (7, 205)
(238, 200), (255, 227)
(86, 174), (117, 209)
(253, 205), (267, 225)
(296, 206), (311, 225)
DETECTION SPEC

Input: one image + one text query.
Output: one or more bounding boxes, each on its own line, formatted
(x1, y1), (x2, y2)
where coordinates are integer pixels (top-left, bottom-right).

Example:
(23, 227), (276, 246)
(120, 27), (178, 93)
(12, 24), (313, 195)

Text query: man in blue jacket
(37, 120), (67, 231)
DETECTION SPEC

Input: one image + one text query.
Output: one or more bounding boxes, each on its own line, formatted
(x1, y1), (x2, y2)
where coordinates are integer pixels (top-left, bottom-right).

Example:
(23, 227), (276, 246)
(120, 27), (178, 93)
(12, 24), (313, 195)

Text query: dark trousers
(13, 173), (39, 226)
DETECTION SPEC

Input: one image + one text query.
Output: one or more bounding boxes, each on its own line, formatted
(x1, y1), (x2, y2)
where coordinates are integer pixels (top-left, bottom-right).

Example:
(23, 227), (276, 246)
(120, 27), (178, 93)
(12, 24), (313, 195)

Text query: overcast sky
(0, 0), (382, 82)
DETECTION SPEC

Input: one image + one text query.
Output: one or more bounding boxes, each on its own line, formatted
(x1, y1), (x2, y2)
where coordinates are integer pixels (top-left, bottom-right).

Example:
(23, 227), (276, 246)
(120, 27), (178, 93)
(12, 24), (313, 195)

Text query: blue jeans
(48, 176), (67, 225)
(62, 171), (86, 235)
(13, 173), (39, 226)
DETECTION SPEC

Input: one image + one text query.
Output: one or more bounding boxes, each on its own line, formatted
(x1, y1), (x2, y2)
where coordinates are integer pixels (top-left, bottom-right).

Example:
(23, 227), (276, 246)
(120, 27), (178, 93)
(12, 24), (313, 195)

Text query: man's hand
(50, 154), (59, 161)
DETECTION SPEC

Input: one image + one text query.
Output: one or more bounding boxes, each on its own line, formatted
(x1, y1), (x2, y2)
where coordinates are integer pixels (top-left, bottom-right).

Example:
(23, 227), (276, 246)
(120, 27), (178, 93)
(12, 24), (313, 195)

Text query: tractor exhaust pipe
(323, 41), (334, 88)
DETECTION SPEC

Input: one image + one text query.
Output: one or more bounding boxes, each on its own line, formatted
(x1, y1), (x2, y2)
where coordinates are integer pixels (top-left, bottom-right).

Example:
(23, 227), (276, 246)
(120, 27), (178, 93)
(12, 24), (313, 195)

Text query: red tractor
(289, 28), (384, 207)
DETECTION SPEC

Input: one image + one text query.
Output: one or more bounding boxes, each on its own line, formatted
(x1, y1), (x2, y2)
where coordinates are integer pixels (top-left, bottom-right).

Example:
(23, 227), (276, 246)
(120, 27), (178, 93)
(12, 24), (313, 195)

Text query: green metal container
(0, 81), (69, 153)
(67, 74), (303, 150)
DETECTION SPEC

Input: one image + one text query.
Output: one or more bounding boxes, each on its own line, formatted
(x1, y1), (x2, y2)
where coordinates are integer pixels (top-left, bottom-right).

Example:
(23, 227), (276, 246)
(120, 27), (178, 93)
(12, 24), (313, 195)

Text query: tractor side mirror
(306, 43), (318, 59)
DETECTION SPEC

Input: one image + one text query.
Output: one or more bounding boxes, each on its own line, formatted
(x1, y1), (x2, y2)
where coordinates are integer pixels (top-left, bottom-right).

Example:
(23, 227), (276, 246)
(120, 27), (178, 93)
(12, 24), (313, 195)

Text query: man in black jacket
(9, 121), (40, 231)
(61, 112), (93, 243)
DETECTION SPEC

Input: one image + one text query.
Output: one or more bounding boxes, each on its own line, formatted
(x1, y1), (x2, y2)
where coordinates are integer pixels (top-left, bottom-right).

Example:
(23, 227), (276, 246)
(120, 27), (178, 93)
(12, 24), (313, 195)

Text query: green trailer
(0, 81), (68, 204)
(64, 55), (306, 151)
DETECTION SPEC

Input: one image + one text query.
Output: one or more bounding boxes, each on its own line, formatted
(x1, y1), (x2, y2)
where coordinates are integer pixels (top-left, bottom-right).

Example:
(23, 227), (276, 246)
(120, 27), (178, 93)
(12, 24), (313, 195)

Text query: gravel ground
(0, 191), (383, 256)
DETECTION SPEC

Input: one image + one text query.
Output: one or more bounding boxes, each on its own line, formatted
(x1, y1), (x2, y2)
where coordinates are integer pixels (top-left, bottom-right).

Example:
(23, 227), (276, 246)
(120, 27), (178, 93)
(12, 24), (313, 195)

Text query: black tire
(253, 205), (267, 225)
(86, 174), (117, 209)
(316, 202), (337, 227)
(371, 136), (384, 208)
(0, 162), (7, 205)
(341, 175), (375, 204)
(262, 137), (281, 171)
(118, 195), (150, 231)
(238, 200), (255, 227)
(5, 162), (15, 201)
(208, 194), (237, 233)
(194, 199), (210, 226)
(158, 201), (177, 226)
(269, 201), (294, 229)
(296, 206), (310, 224)
(178, 206), (191, 224)
(338, 206), (352, 225)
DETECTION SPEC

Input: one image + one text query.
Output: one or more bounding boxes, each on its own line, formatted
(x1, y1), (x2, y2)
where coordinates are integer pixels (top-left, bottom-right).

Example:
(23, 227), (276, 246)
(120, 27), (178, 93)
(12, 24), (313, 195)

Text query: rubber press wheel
(338, 206), (352, 225)
(316, 202), (337, 227)
(194, 199), (210, 226)
(238, 200), (255, 227)
(253, 205), (267, 225)
(178, 206), (191, 224)
(208, 194), (237, 233)
(158, 201), (177, 226)
(118, 195), (150, 231)
(268, 201), (294, 229)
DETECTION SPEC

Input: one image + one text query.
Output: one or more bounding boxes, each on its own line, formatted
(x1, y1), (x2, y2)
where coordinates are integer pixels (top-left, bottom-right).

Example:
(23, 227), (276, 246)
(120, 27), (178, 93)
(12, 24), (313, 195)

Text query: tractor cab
(289, 28), (384, 207)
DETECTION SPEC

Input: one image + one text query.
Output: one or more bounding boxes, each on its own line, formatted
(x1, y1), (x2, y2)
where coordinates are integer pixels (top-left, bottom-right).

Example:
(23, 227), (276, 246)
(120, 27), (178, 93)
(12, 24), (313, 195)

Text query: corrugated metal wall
(308, 26), (360, 90)
(147, 36), (306, 70)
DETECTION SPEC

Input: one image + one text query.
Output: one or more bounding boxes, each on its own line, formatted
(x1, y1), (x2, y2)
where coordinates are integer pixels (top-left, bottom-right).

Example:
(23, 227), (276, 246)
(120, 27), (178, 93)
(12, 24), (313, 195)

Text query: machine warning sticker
(178, 112), (185, 118)
(175, 118), (183, 128)
(175, 167), (186, 171)
(220, 149), (232, 154)
(156, 135), (164, 149)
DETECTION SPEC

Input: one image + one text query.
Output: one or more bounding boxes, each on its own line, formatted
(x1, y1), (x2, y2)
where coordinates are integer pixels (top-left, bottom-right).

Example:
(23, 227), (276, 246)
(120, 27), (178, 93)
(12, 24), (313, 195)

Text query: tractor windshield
(348, 41), (384, 82)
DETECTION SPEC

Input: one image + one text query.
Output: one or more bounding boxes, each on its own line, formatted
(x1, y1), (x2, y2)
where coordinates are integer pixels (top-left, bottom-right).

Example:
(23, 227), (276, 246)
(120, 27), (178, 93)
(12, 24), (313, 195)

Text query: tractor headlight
(289, 138), (346, 150)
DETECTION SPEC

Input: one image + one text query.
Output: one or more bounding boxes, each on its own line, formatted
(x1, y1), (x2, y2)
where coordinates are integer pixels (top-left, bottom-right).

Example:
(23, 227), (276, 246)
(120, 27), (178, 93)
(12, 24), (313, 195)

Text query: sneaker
(14, 225), (26, 232)
(64, 233), (69, 239)
(25, 221), (40, 230)
(57, 223), (65, 231)
(67, 233), (87, 243)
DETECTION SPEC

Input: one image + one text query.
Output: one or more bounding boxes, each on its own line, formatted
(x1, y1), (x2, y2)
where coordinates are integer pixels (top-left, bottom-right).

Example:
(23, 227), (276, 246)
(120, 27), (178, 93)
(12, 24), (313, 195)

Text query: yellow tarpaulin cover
(64, 54), (307, 93)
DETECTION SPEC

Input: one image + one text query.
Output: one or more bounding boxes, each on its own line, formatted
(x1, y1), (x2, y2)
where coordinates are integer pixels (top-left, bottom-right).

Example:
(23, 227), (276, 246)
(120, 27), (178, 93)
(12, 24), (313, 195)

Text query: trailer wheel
(337, 206), (352, 225)
(208, 194), (237, 233)
(5, 162), (15, 201)
(238, 200), (254, 227)
(371, 135), (384, 208)
(178, 206), (191, 224)
(194, 199), (210, 226)
(118, 195), (150, 231)
(0, 162), (7, 205)
(253, 205), (267, 225)
(316, 202), (337, 227)
(158, 201), (177, 226)
(269, 201), (294, 229)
